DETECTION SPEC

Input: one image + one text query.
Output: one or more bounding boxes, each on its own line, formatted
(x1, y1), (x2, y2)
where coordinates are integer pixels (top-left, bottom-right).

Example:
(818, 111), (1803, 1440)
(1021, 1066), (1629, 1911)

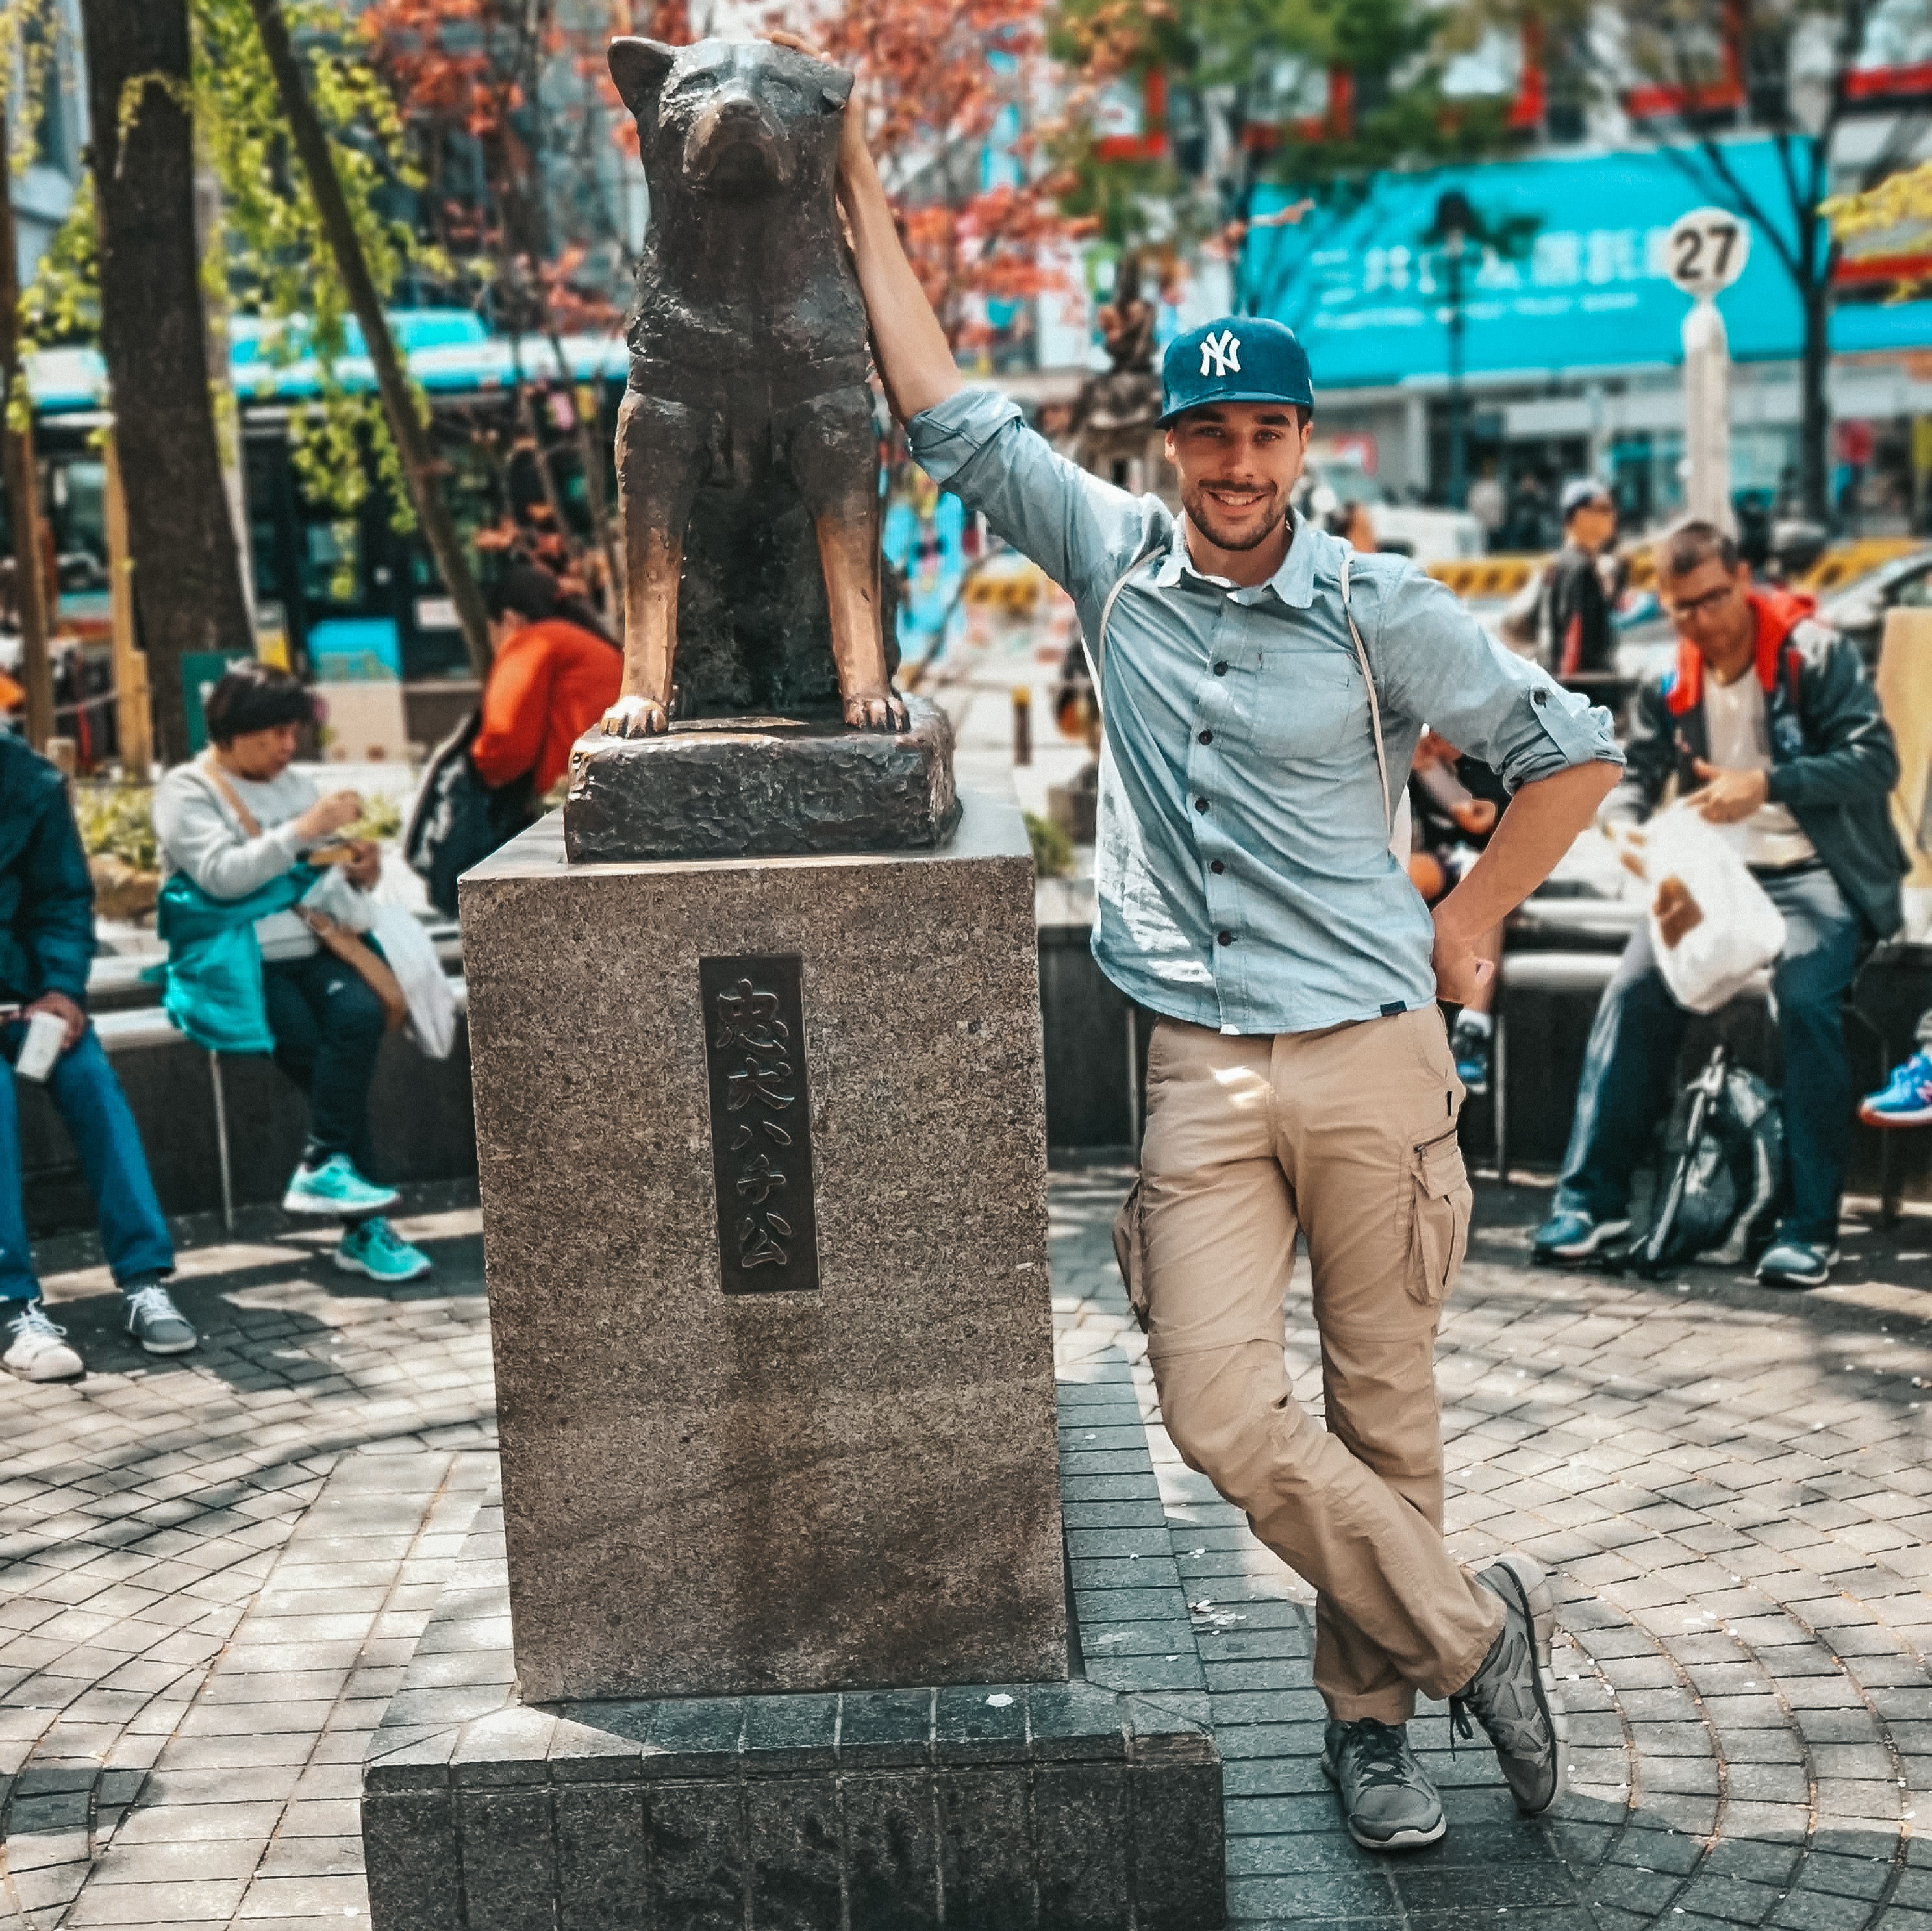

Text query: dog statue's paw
(844, 691), (909, 732)
(601, 695), (670, 738)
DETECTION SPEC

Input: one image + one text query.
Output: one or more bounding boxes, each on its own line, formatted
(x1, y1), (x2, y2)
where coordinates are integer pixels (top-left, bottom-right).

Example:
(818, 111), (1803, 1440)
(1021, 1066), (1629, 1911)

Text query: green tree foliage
(16, 0), (442, 536)
(1049, 0), (1519, 255)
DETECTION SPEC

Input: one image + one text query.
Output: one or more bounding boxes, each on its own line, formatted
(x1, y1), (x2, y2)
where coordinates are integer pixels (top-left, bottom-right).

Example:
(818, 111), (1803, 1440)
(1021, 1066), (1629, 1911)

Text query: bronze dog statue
(603, 36), (907, 737)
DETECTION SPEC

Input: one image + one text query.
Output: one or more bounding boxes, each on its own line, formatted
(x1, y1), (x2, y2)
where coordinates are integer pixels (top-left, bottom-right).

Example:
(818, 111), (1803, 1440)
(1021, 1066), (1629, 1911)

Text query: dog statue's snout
(683, 86), (793, 192)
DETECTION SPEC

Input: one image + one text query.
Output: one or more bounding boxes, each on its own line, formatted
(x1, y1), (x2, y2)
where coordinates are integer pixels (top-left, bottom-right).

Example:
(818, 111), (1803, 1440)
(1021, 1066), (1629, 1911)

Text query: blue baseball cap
(1159, 317), (1314, 425)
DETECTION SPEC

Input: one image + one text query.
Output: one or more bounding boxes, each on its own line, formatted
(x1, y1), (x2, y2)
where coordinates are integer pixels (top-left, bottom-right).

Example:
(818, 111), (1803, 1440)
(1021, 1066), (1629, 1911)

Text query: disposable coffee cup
(14, 1008), (66, 1083)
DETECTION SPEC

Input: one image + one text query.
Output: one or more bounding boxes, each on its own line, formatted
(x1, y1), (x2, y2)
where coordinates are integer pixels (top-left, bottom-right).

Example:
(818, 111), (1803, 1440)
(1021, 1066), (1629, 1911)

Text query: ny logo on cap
(1199, 329), (1242, 378)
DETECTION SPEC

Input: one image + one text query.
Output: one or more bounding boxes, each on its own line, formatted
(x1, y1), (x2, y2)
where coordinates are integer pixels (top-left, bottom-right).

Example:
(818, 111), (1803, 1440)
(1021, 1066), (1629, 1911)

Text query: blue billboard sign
(1241, 138), (1932, 388)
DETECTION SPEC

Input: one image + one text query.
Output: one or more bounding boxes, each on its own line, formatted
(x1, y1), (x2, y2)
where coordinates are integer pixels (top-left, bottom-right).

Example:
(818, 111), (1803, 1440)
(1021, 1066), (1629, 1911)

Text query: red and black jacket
(1606, 589), (1906, 939)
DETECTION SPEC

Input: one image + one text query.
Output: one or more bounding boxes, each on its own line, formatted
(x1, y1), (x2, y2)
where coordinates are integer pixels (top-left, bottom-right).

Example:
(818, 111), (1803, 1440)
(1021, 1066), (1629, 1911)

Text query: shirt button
(1199, 729), (1213, 745)
(1211, 860), (1225, 875)
(1213, 660), (1229, 675)
(1532, 687), (1548, 706)
(1194, 796), (1209, 813)
(1217, 930), (1235, 946)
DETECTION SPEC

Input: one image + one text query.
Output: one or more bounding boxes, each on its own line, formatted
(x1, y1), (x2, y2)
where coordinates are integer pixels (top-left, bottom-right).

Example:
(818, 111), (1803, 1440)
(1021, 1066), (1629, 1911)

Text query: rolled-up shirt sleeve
(907, 388), (1170, 627)
(1361, 558), (1624, 790)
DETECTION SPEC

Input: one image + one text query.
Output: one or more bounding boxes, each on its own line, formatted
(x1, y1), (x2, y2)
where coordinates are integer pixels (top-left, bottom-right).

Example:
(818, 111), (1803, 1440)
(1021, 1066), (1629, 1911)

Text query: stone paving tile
(5, 1175), (1932, 1927)
(1053, 1168), (1932, 1931)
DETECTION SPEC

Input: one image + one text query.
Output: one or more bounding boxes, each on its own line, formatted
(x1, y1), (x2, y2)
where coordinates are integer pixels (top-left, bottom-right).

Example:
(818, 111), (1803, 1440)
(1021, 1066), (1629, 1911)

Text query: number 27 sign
(1665, 207), (1751, 299)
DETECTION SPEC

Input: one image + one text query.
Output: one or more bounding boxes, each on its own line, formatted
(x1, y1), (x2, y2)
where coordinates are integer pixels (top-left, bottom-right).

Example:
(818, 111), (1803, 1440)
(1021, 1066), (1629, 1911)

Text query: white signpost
(1666, 206), (1751, 532)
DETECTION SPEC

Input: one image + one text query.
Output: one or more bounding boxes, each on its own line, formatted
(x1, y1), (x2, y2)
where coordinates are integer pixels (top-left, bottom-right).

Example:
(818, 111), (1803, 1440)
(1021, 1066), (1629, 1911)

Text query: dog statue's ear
(818, 65), (853, 112)
(608, 38), (677, 112)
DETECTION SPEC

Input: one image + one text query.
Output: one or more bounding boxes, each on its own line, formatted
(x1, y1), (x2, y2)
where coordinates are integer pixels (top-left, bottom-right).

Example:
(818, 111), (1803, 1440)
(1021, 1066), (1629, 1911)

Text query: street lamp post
(1435, 190), (1473, 512)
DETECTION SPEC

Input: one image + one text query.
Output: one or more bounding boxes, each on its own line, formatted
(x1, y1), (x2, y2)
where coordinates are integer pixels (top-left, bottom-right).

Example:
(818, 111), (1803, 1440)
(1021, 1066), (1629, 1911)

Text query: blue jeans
(262, 953), (386, 1169)
(1, 1019), (175, 1306)
(1555, 862), (1864, 1248)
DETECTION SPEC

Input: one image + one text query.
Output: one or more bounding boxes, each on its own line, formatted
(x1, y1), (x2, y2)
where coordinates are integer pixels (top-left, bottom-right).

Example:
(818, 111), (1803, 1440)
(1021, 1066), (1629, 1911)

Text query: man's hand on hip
(1430, 911), (1496, 1008)
(1687, 759), (1769, 824)
(23, 991), (85, 1052)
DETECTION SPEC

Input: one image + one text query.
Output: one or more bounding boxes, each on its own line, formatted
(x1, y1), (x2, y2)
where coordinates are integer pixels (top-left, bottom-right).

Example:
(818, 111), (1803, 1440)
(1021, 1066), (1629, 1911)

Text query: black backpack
(402, 708), (536, 919)
(1622, 1045), (1785, 1276)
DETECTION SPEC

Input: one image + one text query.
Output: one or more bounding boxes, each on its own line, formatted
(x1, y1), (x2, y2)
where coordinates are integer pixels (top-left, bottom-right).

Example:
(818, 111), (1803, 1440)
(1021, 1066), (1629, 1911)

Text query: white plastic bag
(371, 903), (458, 1060)
(301, 864), (375, 932)
(1635, 805), (1786, 1014)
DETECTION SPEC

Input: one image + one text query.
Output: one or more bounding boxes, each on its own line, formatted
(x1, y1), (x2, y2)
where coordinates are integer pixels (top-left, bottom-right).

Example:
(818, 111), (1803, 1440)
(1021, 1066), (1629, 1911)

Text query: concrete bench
(22, 929), (476, 1239)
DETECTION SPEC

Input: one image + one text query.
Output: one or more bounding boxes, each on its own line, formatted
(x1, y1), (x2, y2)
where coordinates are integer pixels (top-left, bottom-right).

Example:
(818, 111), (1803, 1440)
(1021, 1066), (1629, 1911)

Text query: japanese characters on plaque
(698, 956), (820, 1293)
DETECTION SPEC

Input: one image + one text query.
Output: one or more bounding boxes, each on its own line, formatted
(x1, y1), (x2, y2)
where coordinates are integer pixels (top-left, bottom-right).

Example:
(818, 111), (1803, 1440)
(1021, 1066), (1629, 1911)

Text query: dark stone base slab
(562, 695), (960, 863)
(362, 1499), (1224, 1931)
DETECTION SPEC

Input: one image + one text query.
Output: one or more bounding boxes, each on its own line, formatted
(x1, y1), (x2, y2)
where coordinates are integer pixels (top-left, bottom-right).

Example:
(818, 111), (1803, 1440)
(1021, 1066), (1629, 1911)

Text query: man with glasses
(1535, 519), (1904, 1288)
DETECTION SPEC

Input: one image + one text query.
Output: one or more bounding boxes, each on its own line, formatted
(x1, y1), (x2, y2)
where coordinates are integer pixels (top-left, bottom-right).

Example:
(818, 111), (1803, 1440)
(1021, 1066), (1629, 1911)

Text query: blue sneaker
(1451, 1014), (1492, 1096)
(334, 1218), (432, 1283)
(1531, 1209), (1631, 1262)
(1860, 1050), (1932, 1128)
(282, 1154), (400, 1219)
(1755, 1239), (1837, 1290)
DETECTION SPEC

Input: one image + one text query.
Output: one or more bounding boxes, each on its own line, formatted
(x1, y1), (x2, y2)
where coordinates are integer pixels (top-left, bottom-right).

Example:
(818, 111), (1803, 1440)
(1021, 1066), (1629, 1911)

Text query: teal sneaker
(335, 1218), (432, 1284)
(282, 1154), (399, 1219)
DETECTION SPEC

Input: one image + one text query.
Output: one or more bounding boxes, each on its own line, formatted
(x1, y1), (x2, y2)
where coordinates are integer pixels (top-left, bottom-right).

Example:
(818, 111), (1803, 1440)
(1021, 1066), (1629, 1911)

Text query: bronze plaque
(699, 955), (820, 1293)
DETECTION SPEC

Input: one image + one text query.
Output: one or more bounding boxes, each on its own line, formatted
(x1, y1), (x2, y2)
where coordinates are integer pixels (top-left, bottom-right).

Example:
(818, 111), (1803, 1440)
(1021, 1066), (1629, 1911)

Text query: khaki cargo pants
(1115, 1007), (1505, 1724)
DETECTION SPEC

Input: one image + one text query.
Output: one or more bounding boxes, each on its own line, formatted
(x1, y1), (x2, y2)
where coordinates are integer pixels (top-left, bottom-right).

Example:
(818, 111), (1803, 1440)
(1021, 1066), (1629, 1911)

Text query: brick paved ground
(5, 1173), (1932, 1928)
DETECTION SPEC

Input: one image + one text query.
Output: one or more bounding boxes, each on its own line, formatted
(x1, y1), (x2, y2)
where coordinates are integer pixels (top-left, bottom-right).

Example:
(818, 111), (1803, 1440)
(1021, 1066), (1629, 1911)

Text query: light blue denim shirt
(908, 387), (1624, 1036)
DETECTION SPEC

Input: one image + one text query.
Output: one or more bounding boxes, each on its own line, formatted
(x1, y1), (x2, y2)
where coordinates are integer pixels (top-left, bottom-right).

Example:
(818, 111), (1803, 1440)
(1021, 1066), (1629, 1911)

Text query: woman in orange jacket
(471, 567), (623, 798)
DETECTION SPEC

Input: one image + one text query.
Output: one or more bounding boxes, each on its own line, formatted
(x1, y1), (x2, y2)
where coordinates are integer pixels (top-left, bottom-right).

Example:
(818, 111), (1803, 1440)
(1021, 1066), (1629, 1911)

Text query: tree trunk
(244, 0), (494, 679)
(79, 0), (254, 767)
(0, 107), (55, 752)
(1798, 275), (1830, 527)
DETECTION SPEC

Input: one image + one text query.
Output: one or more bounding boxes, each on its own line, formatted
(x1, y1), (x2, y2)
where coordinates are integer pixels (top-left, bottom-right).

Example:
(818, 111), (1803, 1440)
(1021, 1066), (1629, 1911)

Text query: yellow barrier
(1426, 556), (1539, 599)
(1433, 537), (1920, 603)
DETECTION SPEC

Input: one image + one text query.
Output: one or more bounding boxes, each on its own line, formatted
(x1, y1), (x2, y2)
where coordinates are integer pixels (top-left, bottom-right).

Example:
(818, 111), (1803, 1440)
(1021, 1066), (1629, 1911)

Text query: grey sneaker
(1321, 1717), (1446, 1850)
(122, 1282), (197, 1356)
(1449, 1553), (1568, 1815)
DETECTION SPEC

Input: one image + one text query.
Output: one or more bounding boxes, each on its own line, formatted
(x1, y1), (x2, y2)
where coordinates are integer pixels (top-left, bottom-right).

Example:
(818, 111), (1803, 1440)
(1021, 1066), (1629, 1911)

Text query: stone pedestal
(361, 1497), (1225, 1931)
(563, 695), (960, 864)
(457, 790), (1066, 1702)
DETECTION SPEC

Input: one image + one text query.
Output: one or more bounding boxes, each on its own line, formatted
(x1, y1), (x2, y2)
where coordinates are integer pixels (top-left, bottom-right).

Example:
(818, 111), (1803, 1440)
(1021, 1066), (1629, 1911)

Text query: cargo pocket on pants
(1112, 1177), (1151, 1333)
(1407, 1127), (1472, 1305)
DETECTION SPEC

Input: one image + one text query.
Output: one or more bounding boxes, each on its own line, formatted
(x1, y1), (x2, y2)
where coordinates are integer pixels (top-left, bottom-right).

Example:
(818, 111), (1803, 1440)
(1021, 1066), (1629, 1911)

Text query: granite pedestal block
(458, 790), (1066, 1702)
(362, 1501), (1226, 1931)
(563, 695), (960, 863)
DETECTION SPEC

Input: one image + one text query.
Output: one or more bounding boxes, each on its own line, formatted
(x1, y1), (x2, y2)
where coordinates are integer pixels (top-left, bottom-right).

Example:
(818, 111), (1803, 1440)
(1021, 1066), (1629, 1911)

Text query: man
(1535, 520), (1903, 1289)
(816, 34), (1624, 1853)
(1544, 479), (1618, 682)
(1, 734), (192, 1380)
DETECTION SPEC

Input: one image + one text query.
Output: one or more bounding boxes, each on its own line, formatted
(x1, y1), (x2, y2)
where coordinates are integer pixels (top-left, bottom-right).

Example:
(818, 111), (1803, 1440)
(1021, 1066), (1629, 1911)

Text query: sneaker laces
(7, 1302), (64, 1340)
(124, 1284), (179, 1324)
(356, 1217), (405, 1255)
(1339, 1719), (1420, 1790)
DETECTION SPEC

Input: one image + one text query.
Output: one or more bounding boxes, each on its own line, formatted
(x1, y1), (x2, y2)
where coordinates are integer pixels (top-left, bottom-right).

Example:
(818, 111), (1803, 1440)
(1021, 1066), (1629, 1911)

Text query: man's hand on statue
(1686, 759), (1769, 824)
(22, 991), (84, 1052)
(1430, 910), (1495, 1008)
(766, 31), (868, 185)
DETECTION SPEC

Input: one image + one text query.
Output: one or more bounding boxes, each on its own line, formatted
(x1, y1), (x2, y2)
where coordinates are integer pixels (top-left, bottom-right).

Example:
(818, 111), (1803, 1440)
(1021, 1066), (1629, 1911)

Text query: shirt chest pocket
(1249, 649), (1362, 760)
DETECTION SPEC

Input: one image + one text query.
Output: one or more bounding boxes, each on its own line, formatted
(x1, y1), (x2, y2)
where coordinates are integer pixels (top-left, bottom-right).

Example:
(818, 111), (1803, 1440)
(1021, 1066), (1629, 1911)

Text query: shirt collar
(1149, 510), (1319, 609)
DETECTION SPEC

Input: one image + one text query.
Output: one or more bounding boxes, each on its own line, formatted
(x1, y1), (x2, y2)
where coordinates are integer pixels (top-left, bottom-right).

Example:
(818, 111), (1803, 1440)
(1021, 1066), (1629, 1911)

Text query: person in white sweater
(151, 663), (432, 1283)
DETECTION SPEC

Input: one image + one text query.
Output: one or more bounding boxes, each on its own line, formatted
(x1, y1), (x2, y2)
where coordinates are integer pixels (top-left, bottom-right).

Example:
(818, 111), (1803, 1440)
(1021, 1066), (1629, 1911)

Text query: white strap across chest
(1086, 540), (1391, 836)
